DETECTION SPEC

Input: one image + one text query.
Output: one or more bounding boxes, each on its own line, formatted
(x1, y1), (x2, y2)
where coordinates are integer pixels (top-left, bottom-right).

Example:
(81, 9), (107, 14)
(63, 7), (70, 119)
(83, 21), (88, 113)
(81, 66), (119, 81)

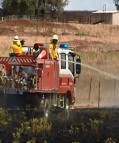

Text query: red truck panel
(59, 75), (75, 100)
(38, 60), (59, 91)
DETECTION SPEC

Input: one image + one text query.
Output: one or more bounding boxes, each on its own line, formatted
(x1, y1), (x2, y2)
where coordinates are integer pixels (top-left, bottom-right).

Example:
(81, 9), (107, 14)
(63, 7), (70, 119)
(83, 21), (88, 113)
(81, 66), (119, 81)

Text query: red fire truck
(0, 43), (81, 118)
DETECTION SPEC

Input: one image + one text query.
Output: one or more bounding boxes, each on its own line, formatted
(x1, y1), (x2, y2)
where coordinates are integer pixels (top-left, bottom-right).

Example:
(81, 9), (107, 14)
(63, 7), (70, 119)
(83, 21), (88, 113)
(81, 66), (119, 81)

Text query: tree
(2, 0), (12, 15)
(18, 0), (29, 15)
(113, 0), (119, 10)
(45, 0), (68, 13)
(26, 0), (37, 16)
(1, 0), (69, 16)
(10, 0), (18, 15)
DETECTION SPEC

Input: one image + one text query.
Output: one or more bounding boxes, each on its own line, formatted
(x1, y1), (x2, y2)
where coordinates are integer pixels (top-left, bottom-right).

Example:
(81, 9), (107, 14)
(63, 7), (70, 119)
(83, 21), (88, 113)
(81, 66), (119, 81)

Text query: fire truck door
(42, 60), (59, 91)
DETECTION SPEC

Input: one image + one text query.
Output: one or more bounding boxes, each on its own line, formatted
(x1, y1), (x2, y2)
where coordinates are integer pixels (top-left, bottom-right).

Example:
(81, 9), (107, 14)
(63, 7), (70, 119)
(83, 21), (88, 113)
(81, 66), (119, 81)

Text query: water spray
(61, 59), (119, 80)
(80, 62), (119, 80)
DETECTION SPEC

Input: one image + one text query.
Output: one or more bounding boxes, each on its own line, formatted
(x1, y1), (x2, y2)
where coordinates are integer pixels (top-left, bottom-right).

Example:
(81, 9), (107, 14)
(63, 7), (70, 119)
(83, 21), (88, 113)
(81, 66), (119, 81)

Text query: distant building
(59, 11), (94, 24)
(93, 10), (119, 25)
(59, 10), (119, 25)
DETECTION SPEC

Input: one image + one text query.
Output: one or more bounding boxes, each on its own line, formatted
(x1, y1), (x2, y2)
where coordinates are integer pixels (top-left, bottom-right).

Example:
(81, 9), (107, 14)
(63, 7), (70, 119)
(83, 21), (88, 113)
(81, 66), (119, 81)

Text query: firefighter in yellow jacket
(49, 34), (58, 60)
(9, 35), (22, 57)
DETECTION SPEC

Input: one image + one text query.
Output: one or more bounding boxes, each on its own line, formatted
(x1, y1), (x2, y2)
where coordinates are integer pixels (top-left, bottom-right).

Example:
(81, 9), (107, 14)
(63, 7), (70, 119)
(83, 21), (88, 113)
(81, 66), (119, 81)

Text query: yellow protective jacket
(9, 40), (22, 54)
(0, 75), (3, 85)
(49, 43), (58, 59)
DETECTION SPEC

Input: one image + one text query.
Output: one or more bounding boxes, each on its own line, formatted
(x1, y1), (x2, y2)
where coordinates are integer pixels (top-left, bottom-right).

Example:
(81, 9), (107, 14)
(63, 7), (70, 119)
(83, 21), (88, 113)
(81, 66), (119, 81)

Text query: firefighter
(0, 70), (3, 85)
(1, 65), (7, 76)
(9, 35), (22, 57)
(33, 43), (40, 57)
(20, 39), (25, 46)
(49, 34), (58, 60)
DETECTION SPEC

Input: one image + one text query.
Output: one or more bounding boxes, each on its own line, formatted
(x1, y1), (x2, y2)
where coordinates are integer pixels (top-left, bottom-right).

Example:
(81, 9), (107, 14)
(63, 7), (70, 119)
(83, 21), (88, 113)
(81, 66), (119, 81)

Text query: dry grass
(0, 20), (119, 56)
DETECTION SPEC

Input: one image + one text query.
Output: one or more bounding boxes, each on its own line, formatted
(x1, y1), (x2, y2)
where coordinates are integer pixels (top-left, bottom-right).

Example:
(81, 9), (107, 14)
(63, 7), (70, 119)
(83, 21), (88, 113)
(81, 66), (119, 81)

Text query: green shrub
(89, 118), (103, 135)
(104, 137), (117, 143)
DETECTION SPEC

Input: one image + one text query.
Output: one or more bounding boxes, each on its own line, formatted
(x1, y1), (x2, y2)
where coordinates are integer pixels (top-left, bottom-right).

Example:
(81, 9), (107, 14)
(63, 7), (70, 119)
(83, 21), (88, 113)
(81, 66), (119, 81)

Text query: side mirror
(76, 57), (81, 74)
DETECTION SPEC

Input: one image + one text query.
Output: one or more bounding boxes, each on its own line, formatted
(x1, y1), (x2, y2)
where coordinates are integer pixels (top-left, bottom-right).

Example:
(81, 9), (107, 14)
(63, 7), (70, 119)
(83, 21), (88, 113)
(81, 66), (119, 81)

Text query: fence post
(98, 81), (101, 109)
(88, 77), (92, 102)
(114, 80), (116, 97)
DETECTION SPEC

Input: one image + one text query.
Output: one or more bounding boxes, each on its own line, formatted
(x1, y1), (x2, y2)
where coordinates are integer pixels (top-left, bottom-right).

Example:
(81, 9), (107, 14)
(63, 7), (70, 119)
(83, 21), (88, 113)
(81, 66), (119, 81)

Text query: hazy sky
(65, 0), (116, 11)
(0, 0), (116, 11)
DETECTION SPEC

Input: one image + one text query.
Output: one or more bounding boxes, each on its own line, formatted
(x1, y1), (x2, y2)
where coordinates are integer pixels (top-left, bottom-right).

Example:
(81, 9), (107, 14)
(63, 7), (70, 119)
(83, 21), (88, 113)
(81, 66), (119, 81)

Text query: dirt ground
(0, 20), (119, 53)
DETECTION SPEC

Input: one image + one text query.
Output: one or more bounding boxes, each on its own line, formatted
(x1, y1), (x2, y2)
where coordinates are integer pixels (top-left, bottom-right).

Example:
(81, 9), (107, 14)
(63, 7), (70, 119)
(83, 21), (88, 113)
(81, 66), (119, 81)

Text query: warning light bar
(59, 43), (69, 49)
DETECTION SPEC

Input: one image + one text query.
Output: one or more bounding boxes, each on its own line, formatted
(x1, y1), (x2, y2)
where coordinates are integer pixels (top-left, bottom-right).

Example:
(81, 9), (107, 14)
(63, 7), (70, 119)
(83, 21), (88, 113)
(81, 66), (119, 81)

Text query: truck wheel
(64, 97), (70, 118)
(44, 98), (50, 118)
(57, 97), (70, 121)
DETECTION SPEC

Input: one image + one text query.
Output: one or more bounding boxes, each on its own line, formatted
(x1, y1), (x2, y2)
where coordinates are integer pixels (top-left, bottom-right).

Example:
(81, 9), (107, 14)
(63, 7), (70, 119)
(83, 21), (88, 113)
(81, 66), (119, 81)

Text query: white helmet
(14, 35), (19, 40)
(52, 34), (58, 40)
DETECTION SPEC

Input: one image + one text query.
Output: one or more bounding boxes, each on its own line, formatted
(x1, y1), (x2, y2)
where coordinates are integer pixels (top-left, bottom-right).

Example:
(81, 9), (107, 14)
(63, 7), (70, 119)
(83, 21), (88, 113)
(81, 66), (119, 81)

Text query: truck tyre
(44, 98), (51, 118)
(64, 97), (70, 119)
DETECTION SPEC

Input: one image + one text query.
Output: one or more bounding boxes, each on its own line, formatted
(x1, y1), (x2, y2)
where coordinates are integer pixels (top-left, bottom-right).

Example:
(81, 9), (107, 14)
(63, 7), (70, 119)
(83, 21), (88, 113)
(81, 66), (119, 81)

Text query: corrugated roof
(93, 10), (118, 13)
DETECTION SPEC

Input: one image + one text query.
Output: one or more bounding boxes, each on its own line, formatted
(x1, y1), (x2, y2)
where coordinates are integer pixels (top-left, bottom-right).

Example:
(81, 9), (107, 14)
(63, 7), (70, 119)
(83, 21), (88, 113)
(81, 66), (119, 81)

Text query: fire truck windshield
(68, 52), (75, 75)
(61, 53), (66, 69)
(60, 52), (75, 76)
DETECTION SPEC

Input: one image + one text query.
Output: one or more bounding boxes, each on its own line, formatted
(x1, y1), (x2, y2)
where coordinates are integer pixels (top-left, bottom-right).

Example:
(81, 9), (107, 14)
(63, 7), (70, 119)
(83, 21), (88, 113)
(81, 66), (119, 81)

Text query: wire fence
(0, 12), (107, 24)
(76, 64), (119, 108)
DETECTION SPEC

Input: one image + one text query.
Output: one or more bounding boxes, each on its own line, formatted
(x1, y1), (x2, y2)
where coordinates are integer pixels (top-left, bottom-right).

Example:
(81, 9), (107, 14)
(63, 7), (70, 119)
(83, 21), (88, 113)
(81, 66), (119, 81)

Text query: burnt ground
(0, 108), (119, 143)
(37, 108), (119, 143)
(50, 108), (119, 143)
